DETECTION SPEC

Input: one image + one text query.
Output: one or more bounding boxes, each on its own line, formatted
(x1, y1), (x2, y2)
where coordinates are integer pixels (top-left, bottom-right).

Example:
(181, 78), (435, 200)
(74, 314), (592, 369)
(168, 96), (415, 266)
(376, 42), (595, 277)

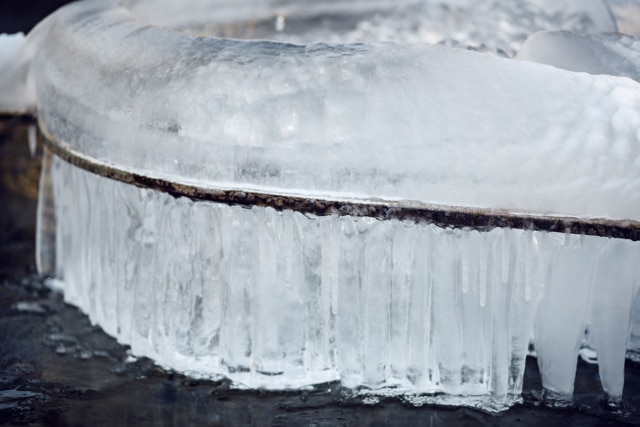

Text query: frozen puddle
(1, 0), (640, 413)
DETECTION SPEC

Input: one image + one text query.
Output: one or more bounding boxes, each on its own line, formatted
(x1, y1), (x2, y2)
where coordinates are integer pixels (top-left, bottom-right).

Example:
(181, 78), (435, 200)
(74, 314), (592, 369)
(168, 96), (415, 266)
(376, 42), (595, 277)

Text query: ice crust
(1, 0), (638, 412)
(3, 0), (640, 221)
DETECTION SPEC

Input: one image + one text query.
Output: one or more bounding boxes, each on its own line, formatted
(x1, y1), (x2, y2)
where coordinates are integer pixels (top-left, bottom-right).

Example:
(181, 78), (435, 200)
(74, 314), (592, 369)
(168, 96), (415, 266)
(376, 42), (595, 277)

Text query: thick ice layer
(44, 158), (640, 410)
(0, 0), (637, 222)
(516, 31), (640, 363)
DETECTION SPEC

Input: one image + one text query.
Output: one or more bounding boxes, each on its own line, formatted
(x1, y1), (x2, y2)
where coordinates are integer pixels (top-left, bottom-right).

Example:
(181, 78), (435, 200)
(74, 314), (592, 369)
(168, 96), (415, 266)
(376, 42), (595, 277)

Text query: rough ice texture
(4, 0), (640, 412)
(4, 0), (640, 222)
(515, 30), (640, 366)
(124, 0), (616, 55)
(46, 157), (640, 409)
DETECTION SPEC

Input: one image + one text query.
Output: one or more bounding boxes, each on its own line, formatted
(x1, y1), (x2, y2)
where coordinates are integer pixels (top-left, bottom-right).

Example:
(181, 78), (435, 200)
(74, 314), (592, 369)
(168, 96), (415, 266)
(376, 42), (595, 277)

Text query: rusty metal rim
(30, 120), (640, 241)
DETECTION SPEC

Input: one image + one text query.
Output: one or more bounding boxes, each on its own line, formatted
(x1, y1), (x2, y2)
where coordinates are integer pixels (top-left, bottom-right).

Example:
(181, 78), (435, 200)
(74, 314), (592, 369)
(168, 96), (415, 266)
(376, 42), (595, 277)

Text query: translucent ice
(1, 0), (639, 413)
(47, 157), (640, 410)
(4, 0), (640, 221)
(517, 31), (640, 380)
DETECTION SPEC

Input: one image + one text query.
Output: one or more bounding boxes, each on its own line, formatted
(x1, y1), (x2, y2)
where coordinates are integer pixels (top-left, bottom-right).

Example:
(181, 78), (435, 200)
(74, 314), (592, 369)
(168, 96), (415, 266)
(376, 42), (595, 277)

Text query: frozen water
(46, 157), (640, 410)
(2, 0), (640, 221)
(516, 30), (640, 377)
(0, 0), (638, 412)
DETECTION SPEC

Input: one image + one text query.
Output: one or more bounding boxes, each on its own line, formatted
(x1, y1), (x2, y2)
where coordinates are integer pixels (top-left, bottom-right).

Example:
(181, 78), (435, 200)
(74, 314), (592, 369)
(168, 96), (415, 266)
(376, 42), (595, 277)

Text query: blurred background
(0, 0), (74, 33)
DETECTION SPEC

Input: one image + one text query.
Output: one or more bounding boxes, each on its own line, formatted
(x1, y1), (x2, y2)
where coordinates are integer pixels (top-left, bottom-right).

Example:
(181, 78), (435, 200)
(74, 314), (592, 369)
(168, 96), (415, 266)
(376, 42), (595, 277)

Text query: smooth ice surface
(518, 31), (640, 81)
(44, 158), (640, 410)
(2, 0), (639, 221)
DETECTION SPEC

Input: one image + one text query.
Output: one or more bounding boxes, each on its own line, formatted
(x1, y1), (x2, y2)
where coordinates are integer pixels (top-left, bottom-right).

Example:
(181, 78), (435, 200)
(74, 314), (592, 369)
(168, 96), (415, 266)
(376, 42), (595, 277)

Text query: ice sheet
(1, 0), (637, 222)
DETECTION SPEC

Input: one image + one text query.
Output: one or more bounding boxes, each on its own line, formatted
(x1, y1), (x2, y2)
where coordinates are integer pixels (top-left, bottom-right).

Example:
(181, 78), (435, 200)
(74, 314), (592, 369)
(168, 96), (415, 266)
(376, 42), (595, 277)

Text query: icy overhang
(1, 0), (640, 223)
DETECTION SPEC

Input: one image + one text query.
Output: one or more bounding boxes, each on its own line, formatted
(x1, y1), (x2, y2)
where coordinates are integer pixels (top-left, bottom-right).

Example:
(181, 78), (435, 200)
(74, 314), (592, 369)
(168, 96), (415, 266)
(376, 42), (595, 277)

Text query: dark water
(2, 4), (640, 426)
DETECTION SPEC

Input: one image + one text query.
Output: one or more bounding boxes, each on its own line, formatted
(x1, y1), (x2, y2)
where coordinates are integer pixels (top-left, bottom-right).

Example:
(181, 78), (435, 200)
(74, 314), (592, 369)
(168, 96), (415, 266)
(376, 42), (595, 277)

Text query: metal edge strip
(37, 125), (640, 241)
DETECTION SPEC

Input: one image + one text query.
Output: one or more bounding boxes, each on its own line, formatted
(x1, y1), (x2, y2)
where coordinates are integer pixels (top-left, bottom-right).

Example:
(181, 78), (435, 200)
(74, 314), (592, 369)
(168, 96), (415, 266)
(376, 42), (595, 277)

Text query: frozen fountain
(1, 0), (640, 412)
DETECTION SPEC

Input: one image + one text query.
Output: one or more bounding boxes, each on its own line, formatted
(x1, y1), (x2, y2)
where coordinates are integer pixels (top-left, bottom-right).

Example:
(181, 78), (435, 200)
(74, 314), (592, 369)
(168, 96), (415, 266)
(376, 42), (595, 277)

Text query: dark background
(0, 0), (74, 34)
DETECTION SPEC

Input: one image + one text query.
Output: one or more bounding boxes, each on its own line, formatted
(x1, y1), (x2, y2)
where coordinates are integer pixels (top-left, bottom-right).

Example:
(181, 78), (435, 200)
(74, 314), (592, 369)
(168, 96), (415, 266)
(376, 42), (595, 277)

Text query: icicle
(501, 227), (510, 283)
(362, 219), (392, 388)
(27, 124), (36, 157)
(478, 232), (488, 308)
(534, 232), (598, 402)
(389, 221), (415, 385)
(536, 231), (548, 289)
(524, 229), (533, 302)
(329, 215), (340, 316)
(563, 227), (571, 247)
(589, 238), (639, 402)
(35, 149), (56, 275)
(461, 228), (471, 293)
(44, 157), (640, 407)
(490, 230), (510, 409)
(283, 209), (294, 287)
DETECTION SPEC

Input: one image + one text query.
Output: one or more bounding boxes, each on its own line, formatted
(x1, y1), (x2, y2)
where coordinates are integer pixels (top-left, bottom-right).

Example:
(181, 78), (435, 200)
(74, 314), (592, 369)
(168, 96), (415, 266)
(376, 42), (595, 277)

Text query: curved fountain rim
(27, 116), (639, 241)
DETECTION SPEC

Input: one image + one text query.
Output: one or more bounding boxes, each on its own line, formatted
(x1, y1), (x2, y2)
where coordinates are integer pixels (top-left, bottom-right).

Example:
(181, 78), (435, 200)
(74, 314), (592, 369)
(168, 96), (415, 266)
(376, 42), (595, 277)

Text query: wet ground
(3, 115), (640, 427)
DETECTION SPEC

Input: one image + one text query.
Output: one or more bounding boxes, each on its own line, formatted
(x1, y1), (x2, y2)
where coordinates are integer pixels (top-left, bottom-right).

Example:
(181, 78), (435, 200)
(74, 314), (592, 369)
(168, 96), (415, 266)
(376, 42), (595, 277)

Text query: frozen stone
(0, 0), (638, 412)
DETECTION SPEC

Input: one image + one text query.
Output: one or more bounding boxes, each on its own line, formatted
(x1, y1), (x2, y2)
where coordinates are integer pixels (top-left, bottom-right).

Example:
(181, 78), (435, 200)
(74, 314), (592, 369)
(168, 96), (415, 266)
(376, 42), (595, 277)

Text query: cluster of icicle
(42, 157), (640, 411)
